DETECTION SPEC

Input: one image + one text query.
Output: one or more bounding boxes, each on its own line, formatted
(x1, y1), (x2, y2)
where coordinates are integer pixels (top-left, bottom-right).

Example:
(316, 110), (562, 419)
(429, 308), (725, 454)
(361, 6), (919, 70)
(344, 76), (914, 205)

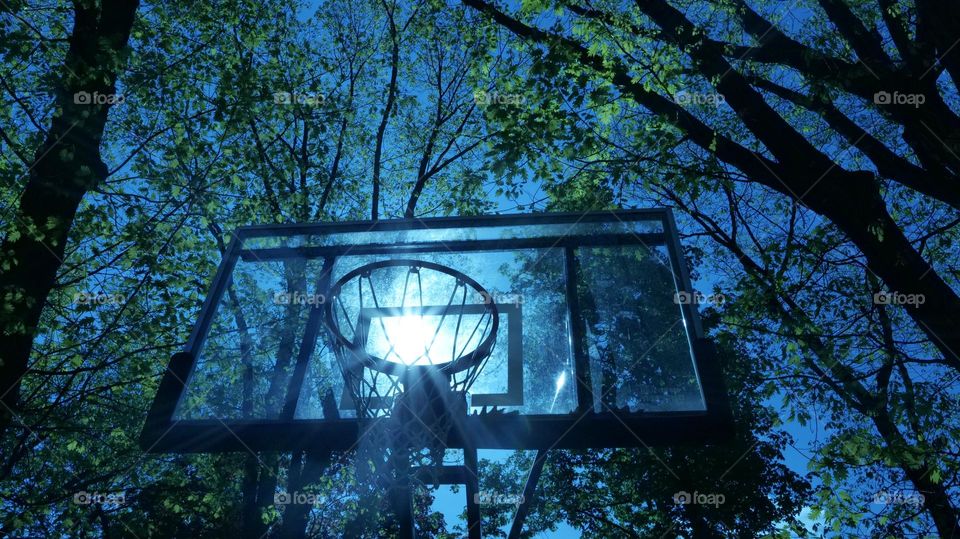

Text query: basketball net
(324, 260), (499, 486)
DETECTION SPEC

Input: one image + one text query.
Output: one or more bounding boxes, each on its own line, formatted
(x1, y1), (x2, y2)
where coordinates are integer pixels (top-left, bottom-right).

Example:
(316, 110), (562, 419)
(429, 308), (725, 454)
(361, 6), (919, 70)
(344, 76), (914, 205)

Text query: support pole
(465, 445), (481, 539)
(390, 447), (416, 539)
(508, 450), (548, 539)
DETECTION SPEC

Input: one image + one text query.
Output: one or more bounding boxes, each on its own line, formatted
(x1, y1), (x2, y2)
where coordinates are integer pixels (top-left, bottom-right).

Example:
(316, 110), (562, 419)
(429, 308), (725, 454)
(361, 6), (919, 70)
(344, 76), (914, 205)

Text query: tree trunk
(371, 2), (401, 221)
(279, 450), (332, 538)
(0, 0), (139, 437)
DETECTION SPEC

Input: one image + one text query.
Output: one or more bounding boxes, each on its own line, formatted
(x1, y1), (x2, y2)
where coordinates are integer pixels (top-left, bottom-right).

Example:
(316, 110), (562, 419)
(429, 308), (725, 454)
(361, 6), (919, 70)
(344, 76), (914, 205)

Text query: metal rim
(323, 259), (500, 376)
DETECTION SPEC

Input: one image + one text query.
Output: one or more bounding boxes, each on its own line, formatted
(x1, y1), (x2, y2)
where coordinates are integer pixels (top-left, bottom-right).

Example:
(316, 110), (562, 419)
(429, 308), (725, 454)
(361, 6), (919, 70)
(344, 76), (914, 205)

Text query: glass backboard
(142, 210), (731, 452)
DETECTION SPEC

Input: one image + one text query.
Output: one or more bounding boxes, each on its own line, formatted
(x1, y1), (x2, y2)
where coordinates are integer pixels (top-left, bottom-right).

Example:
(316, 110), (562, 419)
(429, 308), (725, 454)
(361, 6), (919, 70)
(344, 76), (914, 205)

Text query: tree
(461, 0), (960, 535)
(0, 0), (139, 438)
(1, 0), (505, 536)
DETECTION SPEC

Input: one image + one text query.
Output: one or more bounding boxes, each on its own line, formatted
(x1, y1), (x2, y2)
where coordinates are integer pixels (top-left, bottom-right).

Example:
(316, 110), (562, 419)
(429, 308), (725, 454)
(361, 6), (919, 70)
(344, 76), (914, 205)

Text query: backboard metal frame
(141, 210), (733, 453)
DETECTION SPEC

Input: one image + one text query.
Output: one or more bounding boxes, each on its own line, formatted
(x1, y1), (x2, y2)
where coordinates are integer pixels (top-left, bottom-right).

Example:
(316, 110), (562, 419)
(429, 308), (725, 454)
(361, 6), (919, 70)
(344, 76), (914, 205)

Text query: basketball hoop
(323, 259), (500, 466)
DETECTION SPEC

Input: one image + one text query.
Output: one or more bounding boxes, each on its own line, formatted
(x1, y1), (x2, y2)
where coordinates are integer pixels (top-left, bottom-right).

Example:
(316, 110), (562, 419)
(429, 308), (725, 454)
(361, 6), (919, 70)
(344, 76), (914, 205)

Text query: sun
(376, 315), (447, 366)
